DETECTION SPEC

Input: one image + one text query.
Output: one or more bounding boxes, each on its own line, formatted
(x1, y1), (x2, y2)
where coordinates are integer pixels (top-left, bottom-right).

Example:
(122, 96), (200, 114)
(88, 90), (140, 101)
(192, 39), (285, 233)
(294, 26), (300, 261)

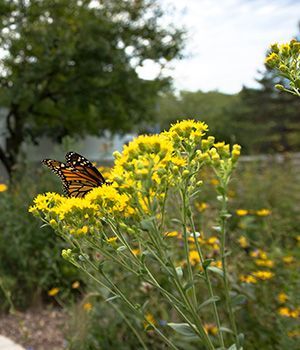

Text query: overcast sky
(138, 0), (300, 94)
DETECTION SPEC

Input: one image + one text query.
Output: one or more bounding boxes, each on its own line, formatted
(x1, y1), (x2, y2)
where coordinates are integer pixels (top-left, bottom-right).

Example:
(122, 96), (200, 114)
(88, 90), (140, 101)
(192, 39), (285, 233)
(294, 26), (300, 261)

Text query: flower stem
(220, 193), (240, 349)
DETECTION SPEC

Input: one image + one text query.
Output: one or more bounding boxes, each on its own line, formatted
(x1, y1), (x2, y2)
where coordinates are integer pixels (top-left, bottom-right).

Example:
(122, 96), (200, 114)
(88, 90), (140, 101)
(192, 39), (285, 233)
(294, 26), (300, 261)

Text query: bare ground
(0, 308), (67, 350)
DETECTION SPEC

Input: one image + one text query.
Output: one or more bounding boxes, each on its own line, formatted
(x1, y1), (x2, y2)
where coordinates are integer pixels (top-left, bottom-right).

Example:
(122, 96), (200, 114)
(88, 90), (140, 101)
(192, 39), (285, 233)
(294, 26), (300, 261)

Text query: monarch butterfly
(42, 152), (107, 198)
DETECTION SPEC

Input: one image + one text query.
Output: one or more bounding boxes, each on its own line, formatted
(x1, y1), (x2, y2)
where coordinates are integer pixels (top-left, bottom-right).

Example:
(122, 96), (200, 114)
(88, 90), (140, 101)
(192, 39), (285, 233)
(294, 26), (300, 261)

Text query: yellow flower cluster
(30, 120), (241, 244)
(0, 183), (8, 192)
(265, 39), (300, 96)
(278, 307), (299, 318)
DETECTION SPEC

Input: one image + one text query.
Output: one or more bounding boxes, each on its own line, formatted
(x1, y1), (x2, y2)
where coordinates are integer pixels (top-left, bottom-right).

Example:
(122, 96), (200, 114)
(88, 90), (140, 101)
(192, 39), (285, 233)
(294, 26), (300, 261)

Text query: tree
(230, 69), (300, 154)
(156, 90), (239, 143)
(0, 0), (184, 177)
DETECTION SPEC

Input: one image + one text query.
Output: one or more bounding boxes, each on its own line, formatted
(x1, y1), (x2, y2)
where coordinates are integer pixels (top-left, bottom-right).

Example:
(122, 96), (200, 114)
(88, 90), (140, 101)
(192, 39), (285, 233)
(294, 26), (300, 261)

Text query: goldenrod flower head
(132, 249), (140, 256)
(76, 225), (89, 235)
(83, 302), (93, 312)
(72, 281), (80, 289)
(265, 52), (279, 67)
(168, 119), (208, 140)
(48, 287), (60, 296)
(0, 183), (8, 192)
(61, 248), (73, 260)
(252, 270), (274, 280)
(288, 329), (300, 338)
(195, 202), (208, 212)
(282, 255), (295, 264)
(239, 274), (257, 284)
(250, 249), (268, 260)
(255, 259), (274, 268)
(189, 250), (201, 265)
(144, 312), (156, 329)
(211, 260), (222, 268)
(86, 184), (130, 215)
(52, 197), (98, 220)
(165, 231), (179, 237)
(278, 307), (299, 318)
(236, 209), (248, 216)
(49, 219), (57, 227)
(204, 323), (218, 335)
(106, 236), (118, 244)
(277, 292), (288, 304)
(29, 192), (64, 214)
(238, 236), (249, 248)
(207, 236), (219, 246)
(256, 208), (271, 216)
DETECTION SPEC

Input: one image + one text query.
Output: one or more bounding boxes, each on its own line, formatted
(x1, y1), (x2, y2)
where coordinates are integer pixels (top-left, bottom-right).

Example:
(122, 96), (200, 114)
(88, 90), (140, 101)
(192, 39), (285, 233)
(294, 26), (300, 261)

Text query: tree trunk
(0, 107), (24, 181)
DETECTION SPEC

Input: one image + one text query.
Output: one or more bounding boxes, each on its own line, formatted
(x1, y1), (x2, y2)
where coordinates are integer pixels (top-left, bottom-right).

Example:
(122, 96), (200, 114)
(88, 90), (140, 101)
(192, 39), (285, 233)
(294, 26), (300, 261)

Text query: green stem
(220, 193), (240, 349)
(181, 188), (198, 307)
(188, 213), (225, 349)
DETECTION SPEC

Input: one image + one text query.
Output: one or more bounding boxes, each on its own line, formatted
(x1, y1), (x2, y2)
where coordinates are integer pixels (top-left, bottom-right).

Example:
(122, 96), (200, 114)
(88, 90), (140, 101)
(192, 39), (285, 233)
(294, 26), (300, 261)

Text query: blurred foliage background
(0, 1), (299, 349)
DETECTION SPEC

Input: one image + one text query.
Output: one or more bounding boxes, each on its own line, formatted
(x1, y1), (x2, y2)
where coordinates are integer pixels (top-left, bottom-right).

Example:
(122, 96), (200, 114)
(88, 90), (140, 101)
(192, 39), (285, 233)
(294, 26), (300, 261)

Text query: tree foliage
(155, 90), (239, 143)
(0, 0), (184, 176)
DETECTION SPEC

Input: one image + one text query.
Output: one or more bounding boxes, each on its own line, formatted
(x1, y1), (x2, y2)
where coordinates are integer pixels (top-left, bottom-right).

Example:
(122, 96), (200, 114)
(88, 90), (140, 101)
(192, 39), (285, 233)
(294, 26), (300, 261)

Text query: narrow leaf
(167, 323), (197, 337)
(198, 296), (220, 310)
(207, 266), (224, 277)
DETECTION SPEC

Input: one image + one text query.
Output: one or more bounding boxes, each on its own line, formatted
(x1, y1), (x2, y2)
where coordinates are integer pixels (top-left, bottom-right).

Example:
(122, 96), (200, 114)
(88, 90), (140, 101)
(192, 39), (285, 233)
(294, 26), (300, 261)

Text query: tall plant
(30, 120), (242, 349)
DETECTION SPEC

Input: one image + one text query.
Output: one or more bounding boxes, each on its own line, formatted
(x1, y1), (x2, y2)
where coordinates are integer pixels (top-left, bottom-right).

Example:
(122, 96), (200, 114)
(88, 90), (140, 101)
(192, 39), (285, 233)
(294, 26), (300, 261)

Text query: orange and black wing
(42, 152), (105, 198)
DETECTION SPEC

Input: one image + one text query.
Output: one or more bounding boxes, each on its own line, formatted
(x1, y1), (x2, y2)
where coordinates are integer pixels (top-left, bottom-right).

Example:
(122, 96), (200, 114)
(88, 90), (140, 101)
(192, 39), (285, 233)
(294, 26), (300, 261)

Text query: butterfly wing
(65, 152), (106, 185)
(42, 152), (106, 198)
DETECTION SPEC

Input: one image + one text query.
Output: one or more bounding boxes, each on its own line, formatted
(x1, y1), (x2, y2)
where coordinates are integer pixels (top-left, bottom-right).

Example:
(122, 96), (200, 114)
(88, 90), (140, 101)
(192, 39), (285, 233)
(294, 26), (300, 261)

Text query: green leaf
(219, 326), (234, 334)
(207, 266), (224, 277)
(117, 245), (127, 252)
(176, 266), (183, 278)
(167, 323), (197, 337)
(228, 344), (237, 350)
(140, 217), (155, 231)
(105, 295), (120, 302)
(198, 296), (220, 310)
(231, 294), (247, 307)
(238, 333), (245, 345)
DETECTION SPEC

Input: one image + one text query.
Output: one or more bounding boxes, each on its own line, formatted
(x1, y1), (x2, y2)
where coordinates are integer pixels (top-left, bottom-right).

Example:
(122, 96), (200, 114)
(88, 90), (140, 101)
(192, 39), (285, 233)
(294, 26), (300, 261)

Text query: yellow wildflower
(72, 281), (80, 289)
(252, 270), (274, 280)
(0, 184), (8, 192)
(210, 178), (219, 186)
(168, 119), (208, 141)
(282, 256), (295, 264)
(189, 250), (200, 265)
(195, 202), (208, 212)
(256, 209), (271, 216)
(204, 323), (218, 335)
(76, 226), (89, 235)
(48, 287), (60, 296)
(255, 259), (274, 268)
(236, 209), (248, 216)
(239, 274), (257, 284)
(165, 231), (179, 237)
(207, 236), (219, 246)
(211, 260), (222, 268)
(278, 307), (291, 317)
(144, 312), (156, 329)
(83, 302), (93, 312)
(250, 249), (268, 260)
(106, 236), (118, 244)
(132, 249), (140, 256)
(278, 307), (299, 318)
(238, 236), (249, 248)
(288, 329), (300, 338)
(277, 292), (288, 304)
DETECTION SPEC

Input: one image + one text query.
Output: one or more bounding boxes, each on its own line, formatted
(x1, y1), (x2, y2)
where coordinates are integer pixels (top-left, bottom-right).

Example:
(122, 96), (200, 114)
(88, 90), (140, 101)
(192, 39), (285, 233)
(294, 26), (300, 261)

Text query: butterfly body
(42, 152), (106, 198)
